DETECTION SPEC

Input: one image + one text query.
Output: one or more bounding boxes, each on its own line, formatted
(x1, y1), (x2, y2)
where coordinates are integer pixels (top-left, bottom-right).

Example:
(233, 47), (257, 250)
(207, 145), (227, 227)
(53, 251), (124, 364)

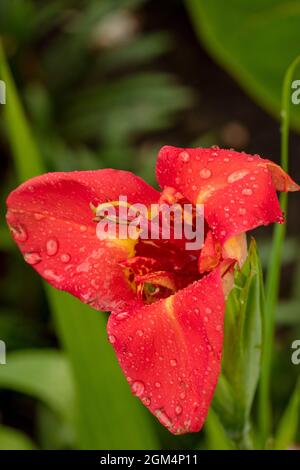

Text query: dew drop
(242, 188), (253, 196)
(205, 307), (212, 315)
(11, 224), (28, 243)
(175, 405), (183, 416)
(199, 168), (212, 179)
(46, 238), (59, 256)
(34, 213), (45, 221)
(155, 409), (173, 428)
(43, 269), (64, 283)
(136, 329), (144, 337)
(155, 382), (161, 388)
(108, 334), (116, 344)
(142, 397), (151, 406)
(61, 253), (71, 263)
(227, 170), (249, 183)
(238, 207), (247, 215)
(115, 312), (129, 321)
(131, 381), (145, 397)
(170, 359), (177, 367)
(179, 391), (186, 400)
(179, 151), (190, 163)
(24, 252), (41, 265)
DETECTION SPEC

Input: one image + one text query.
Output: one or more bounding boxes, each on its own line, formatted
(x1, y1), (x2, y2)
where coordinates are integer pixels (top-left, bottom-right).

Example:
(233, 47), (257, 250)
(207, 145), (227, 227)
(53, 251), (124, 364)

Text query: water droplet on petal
(175, 405), (183, 415)
(46, 238), (59, 256)
(179, 391), (186, 399)
(238, 207), (247, 215)
(115, 312), (129, 321)
(227, 170), (249, 183)
(108, 334), (116, 344)
(179, 151), (190, 163)
(170, 359), (177, 367)
(205, 307), (212, 315)
(155, 382), (161, 388)
(34, 213), (45, 221)
(136, 329), (144, 337)
(43, 269), (64, 283)
(61, 253), (71, 263)
(242, 188), (253, 196)
(200, 168), (212, 179)
(131, 381), (145, 397)
(11, 224), (28, 242)
(155, 409), (173, 428)
(24, 252), (41, 265)
(142, 397), (151, 406)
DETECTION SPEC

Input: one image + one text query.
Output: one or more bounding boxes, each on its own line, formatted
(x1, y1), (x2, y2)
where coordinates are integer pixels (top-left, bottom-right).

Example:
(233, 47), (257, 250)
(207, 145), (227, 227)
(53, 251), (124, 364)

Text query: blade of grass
(0, 40), (159, 449)
(0, 349), (75, 426)
(204, 409), (235, 450)
(273, 380), (299, 450)
(258, 54), (300, 447)
(0, 425), (37, 450)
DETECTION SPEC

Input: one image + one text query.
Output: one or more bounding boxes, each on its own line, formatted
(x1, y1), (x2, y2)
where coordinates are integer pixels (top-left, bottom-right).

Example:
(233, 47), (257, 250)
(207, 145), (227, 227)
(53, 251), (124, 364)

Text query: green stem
(258, 55), (300, 448)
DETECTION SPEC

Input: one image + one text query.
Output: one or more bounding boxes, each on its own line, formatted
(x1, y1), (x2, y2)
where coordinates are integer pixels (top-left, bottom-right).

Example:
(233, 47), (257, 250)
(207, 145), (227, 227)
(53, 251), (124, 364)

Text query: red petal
(107, 269), (224, 434)
(156, 146), (298, 242)
(199, 230), (222, 274)
(222, 233), (247, 268)
(6, 170), (160, 312)
(263, 160), (300, 192)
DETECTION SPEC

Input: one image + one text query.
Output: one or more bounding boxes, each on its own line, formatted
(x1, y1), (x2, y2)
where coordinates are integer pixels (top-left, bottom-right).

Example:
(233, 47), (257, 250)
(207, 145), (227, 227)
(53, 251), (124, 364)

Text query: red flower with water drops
(6, 147), (299, 435)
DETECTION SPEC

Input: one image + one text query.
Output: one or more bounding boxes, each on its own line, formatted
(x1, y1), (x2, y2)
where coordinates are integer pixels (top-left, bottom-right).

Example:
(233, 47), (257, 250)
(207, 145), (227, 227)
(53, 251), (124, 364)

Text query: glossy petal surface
(6, 170), (160, 311)
(107, 269), (224, 434)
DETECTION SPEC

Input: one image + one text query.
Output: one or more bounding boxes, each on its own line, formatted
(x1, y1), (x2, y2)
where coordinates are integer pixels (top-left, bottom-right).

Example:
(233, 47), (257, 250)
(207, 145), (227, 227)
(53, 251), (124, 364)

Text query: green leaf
(186, 0), (300, 130)
(0, 40), (159, 450)
(204, 409), (235, 450)
(0, 349), (76, 426)
(49, 289), (159, 450)
(213, 240), (264, 447)
(274, 380), (300, 450)
(276, 300), (300, 325)
(0, 41), (43, 179)
(0, 425), (36, 450)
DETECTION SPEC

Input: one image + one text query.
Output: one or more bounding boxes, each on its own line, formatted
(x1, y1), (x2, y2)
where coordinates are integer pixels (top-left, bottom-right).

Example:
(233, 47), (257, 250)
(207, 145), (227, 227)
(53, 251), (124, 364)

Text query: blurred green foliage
(186, 0), (300, 130)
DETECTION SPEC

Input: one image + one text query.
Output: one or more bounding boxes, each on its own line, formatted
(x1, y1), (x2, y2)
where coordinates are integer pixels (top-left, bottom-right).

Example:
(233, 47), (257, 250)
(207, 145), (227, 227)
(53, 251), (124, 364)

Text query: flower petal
(222, 233), (247, 268)
(6, 170), (160, 312)
(199, 230), (222, 274)
(107, 269), (224, 434)
(156, 146), (299, 242)
(263, 160), (300, 192)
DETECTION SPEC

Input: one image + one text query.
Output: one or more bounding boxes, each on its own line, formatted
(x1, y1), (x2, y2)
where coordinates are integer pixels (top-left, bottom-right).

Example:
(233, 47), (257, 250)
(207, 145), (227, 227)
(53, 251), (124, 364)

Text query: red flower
(6, 147), (299, 435)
